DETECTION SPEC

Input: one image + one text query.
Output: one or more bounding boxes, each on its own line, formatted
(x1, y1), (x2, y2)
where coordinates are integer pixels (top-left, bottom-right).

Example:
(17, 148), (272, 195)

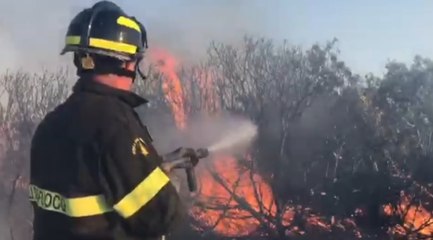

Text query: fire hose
(161, 148), (209, 192)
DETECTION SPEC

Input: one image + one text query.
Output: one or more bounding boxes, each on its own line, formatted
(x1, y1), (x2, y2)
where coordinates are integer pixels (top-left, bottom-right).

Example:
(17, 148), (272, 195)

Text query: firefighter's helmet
(61, 1), (148, 63)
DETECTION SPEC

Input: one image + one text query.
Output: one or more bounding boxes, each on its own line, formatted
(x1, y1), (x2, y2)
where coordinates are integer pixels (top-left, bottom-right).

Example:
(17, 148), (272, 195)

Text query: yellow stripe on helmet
(117, 16), (141, 32)
(65, 36), (81, 45)
(113, 167), (170, 218)
(29, 184), (112, 217)
(65, 35), (138, 54)
(89, 38), (137, 54)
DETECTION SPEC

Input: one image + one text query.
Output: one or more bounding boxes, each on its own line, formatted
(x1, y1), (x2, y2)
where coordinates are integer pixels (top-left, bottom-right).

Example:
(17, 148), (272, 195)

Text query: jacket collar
(72, 76), (148, 108)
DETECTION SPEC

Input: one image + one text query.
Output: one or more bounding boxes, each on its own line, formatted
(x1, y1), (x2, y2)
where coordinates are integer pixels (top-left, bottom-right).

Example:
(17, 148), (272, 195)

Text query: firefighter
(29, 1), (198, 239)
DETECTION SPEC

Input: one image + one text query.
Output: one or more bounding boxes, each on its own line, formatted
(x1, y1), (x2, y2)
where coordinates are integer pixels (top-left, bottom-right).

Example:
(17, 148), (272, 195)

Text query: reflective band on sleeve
(29, 184), (112, 217)
(113, 167), (170, 218)
(117, 16), (141, 32)
(65, 35), (138, 54)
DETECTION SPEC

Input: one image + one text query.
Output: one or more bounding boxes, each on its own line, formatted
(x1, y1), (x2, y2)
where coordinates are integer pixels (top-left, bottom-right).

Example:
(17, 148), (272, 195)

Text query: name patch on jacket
(29, 185), (67, 214)
(29, 184), (112, 217)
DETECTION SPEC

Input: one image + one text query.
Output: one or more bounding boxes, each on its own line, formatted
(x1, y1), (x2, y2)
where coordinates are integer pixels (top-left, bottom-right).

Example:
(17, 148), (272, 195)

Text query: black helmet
(61, 1), (148, 78)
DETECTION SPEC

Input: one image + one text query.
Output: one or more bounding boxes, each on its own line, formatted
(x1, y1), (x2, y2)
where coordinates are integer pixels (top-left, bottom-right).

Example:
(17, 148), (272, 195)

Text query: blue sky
(267, 0), (433, 74)
(0, 0), (432, 75)
(122, 0), (433, 74)
(141, 0), (433, 75)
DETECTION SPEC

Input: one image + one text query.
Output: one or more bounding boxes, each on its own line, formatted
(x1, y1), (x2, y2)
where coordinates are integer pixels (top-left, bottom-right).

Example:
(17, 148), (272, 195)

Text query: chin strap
(136, 56), (147, 81)
(137, 67), (147, 80)
(80, 67), (136, 79)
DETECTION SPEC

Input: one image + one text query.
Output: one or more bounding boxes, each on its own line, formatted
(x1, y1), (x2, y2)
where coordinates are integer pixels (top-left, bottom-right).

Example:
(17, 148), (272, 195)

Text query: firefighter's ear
(81, 55), (95, 70)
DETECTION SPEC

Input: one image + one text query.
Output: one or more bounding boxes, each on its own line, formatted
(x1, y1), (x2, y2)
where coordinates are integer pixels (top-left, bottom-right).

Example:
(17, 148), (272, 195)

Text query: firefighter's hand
(160, 162), (174, 174)
(175, 147), (200, 166)
(168, 172), (181, 193)
(162, 147), (199, 167)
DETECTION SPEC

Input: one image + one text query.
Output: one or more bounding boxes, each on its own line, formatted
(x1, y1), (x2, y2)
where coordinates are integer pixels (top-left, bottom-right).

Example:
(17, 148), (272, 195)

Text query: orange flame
(154, 48), (332, 237)
(384, 195), (433, 236)
(191, 155), (276, 236)
(149, 48), (187, 130)
(151, 48), (279, 236)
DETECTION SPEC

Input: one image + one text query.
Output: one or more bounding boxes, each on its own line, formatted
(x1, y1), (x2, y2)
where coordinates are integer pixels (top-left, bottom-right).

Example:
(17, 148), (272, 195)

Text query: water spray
(162, 119), (258, 192)
(207, 120), (257, 153)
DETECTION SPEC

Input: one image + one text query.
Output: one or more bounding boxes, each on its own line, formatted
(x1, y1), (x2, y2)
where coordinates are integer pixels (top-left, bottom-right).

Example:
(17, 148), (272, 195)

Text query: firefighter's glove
(161, 147), (199, 173)
(163, 147), (199, 166)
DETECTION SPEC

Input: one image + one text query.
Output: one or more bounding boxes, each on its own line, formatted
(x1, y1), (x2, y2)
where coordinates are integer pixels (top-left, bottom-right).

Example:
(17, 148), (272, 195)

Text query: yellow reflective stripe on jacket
(114, 167), (170, 218)
(65, 36), (138, 54)
(29, 184), (112, 217)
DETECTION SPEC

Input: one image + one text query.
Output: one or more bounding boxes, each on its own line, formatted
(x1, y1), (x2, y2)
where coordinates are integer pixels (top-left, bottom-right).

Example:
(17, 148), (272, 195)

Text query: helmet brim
(61, 45), (144, 62)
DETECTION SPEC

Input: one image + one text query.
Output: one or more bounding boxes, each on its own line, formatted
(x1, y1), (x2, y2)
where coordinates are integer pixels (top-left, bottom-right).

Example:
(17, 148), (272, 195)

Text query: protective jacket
(30, 76), (184, 240)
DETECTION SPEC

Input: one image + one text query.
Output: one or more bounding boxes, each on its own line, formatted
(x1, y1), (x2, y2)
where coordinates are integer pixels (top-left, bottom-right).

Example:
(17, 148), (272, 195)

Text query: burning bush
(1, 37), (433, 240)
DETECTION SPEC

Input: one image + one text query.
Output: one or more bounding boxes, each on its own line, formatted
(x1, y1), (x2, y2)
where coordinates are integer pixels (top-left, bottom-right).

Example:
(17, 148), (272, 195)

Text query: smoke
(0, 26), (17, 71)
(131, 0), (272, 64)
(0, 0), (272, 72)
(138, 109), (257, 157)
(0, 0), (263, 236)
(0, 201), (7, 240)
(138, 110), (258, 209)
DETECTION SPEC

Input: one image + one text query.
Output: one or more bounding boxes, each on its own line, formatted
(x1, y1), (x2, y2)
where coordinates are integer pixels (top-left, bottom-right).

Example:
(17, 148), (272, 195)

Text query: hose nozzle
(186, 148), (209, 193)
(196, 148), (209, 159)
